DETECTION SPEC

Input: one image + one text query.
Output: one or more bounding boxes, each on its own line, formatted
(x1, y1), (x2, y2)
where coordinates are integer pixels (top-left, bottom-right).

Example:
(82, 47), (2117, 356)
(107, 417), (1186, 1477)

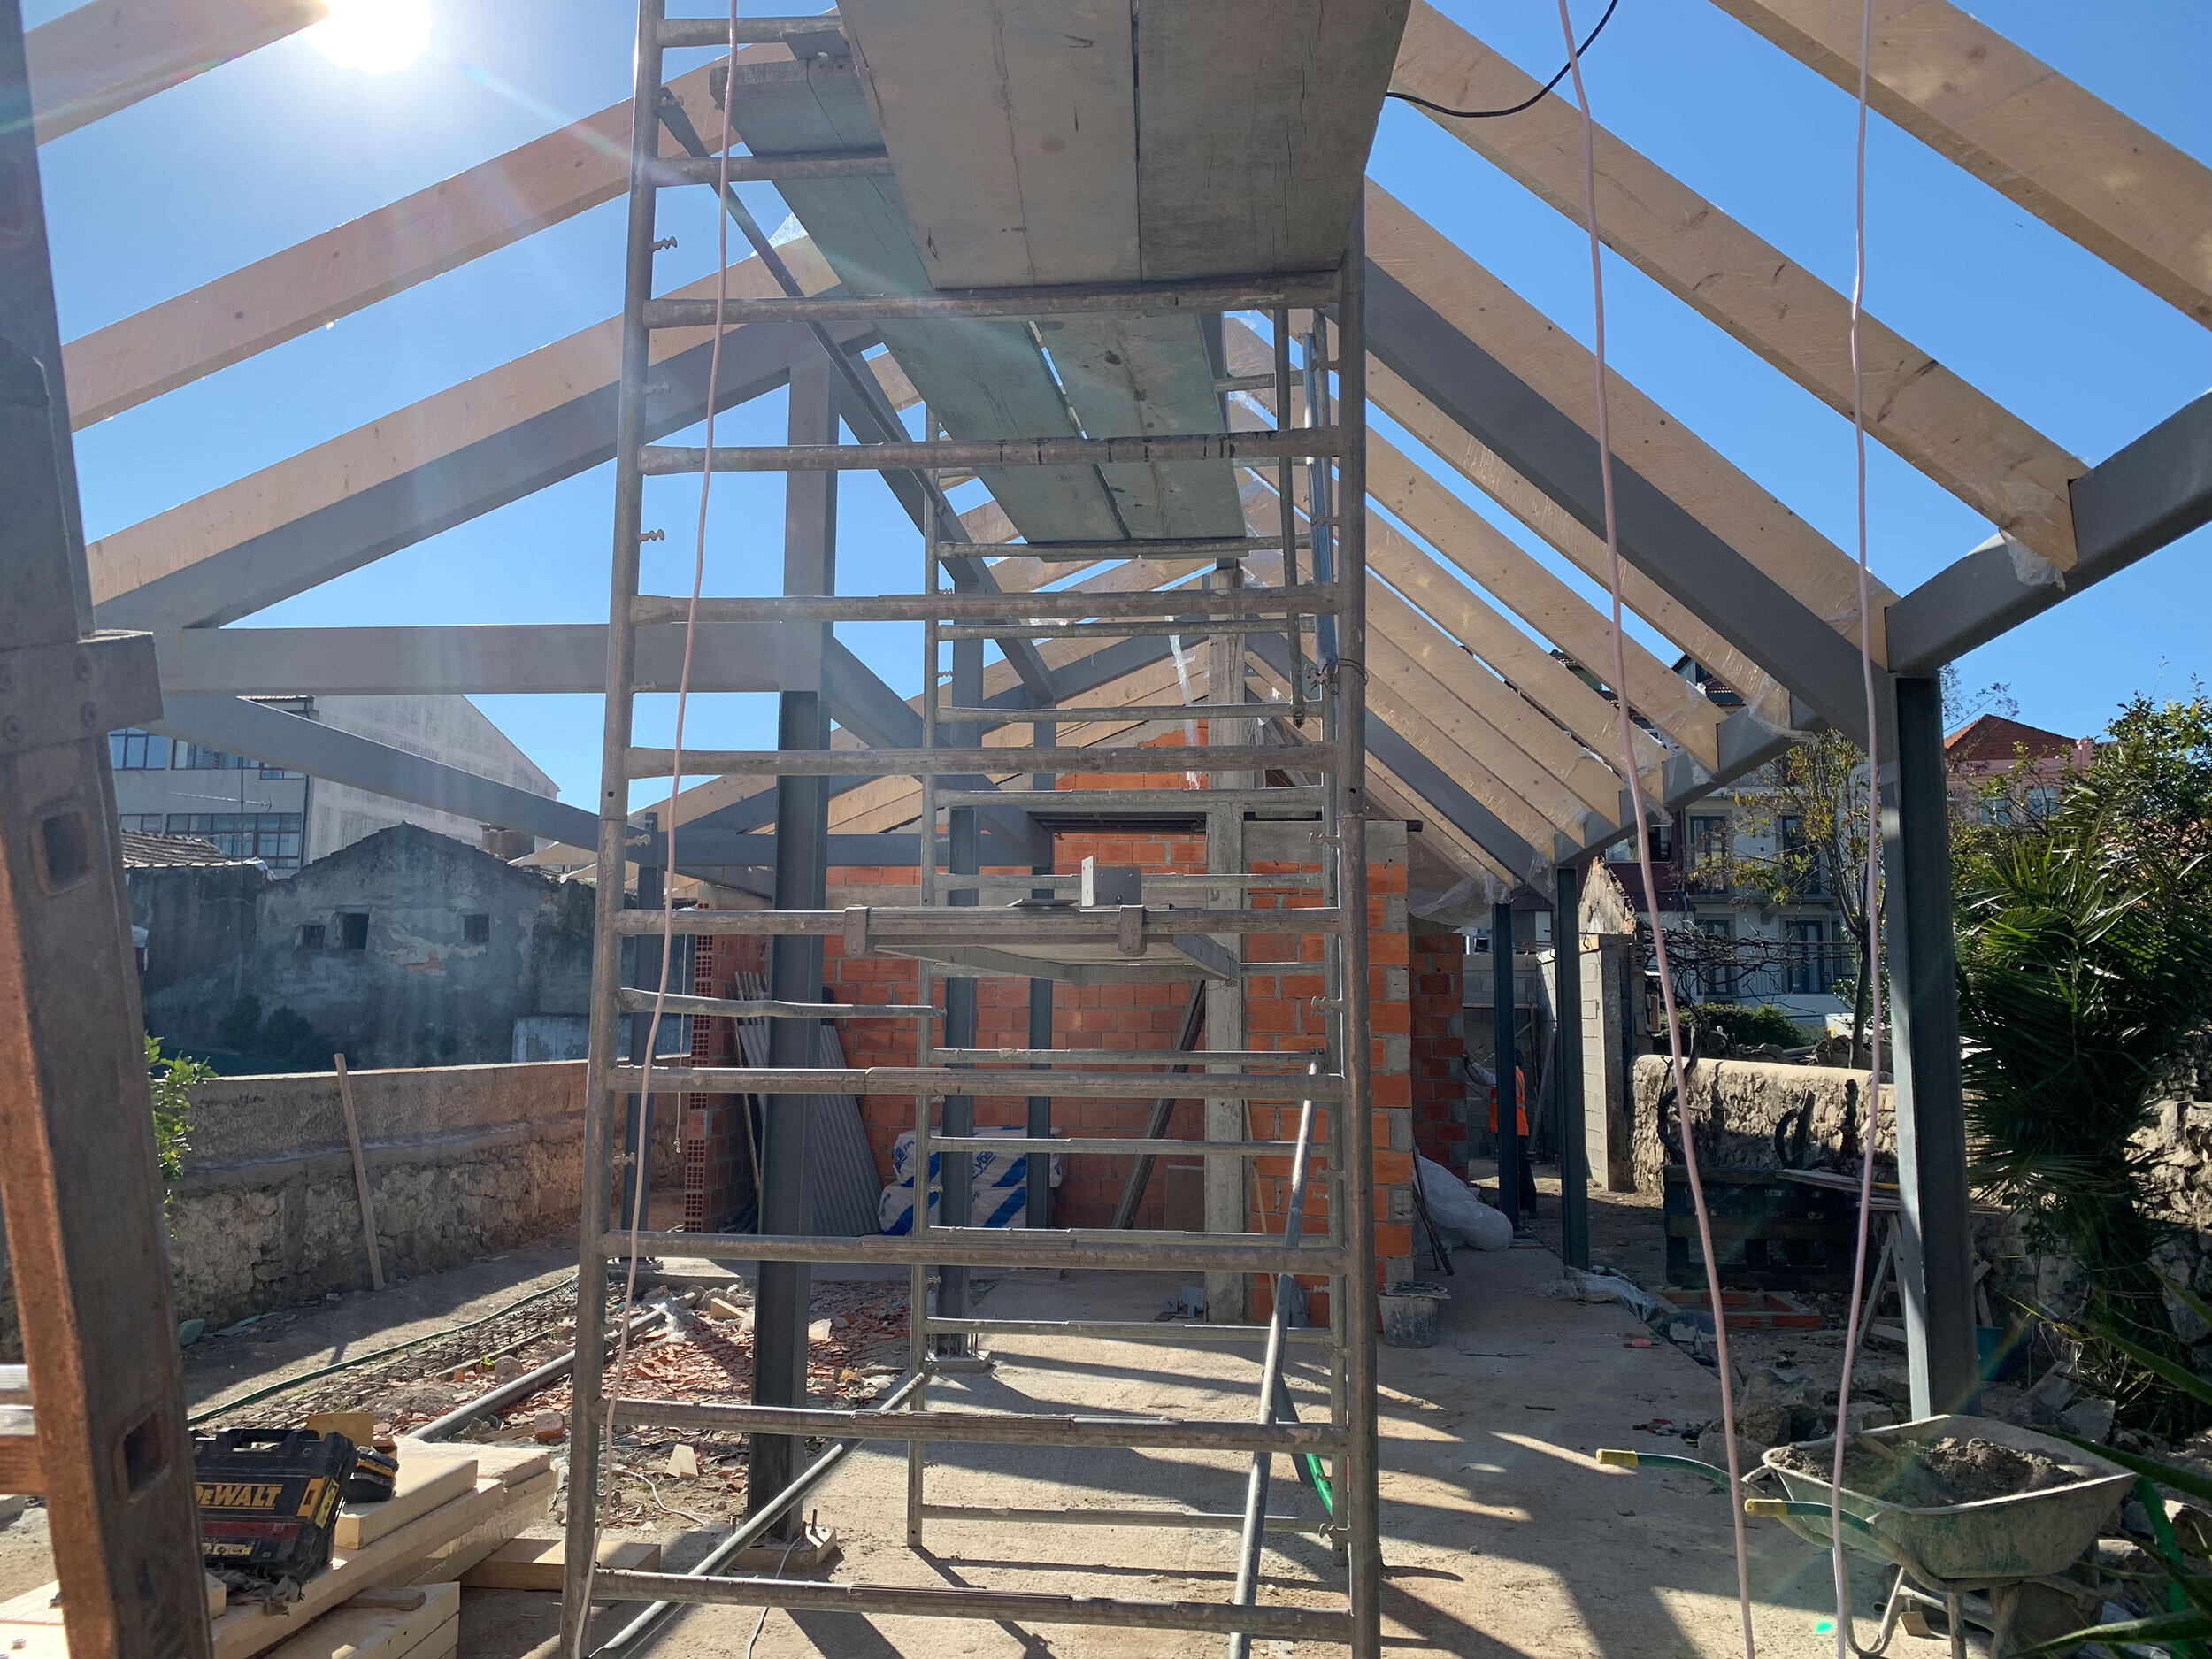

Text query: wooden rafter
(26, 0), (325, 143)
(60, 50), (778, 426)
(1708, 0), (2212, 330)
(1389, 1), (2085, 568)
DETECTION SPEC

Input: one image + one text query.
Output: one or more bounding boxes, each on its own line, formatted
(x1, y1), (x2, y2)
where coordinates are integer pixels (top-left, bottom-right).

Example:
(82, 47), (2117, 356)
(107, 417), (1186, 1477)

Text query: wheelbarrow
(1598, 1414), (2134, 1657)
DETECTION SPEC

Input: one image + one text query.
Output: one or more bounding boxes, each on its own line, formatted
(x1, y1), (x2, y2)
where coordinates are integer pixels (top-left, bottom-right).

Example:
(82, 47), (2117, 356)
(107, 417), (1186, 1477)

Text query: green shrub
(1676, 1002), (1817, 1050)
(143, 1036), (207, 1183)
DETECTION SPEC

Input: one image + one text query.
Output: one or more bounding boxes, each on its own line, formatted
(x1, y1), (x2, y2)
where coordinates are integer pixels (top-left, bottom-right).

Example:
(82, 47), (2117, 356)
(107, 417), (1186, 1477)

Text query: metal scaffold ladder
(561, 6), (1381, 1654)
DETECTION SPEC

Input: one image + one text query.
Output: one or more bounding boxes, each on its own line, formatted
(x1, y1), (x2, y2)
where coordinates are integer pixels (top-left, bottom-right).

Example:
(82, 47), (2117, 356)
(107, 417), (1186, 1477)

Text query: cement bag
(878, 1179), (1030, 1233)
(1417, 1155), (1513, 1252)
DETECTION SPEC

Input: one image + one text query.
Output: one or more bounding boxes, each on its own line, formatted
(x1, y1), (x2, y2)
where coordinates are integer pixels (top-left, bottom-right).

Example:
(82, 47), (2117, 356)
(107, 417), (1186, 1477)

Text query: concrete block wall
(1629, 1054), (1896, 1194)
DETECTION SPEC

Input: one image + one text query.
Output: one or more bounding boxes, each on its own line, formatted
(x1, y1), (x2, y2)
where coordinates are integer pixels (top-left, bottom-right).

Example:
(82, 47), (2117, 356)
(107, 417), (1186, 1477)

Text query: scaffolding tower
(562, 5), (1381, 1653)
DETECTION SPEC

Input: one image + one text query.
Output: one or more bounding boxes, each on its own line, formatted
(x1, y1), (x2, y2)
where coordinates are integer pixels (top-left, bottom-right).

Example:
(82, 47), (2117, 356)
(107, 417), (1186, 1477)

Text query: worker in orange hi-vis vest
(1487, 1064), (1539, 1215)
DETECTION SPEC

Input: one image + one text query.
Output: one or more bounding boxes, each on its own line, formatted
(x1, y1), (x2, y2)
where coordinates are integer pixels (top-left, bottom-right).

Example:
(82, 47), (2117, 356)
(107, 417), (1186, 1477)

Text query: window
(161, 813), (304, 868)
(109, 729), (166, 770)
(296, 923), (326, 949)
(2026, 784), (2061, 821)
(1686, 815), (1732, 894)
(338, 912), (369, 950)
(1696, 916), (1737, 1000)
(171, 741), (299, 780)
(462, 913), (490, 944)
(1786, 918), (1832, 996)
(118, 814), (167, 833)
(1604, 825), (1672, 864)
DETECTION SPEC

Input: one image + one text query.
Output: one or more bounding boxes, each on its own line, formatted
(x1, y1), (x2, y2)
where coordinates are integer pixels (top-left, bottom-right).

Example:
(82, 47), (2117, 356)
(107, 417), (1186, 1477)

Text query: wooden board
(59, 50), (782, 426)
(332, 1454), (478, 1552)
(1366, 184), (1896, 650)
(460, 1535), (662, 1592)
(1390, 1), (2085, 570)
(1708, 0), (2212, 332)
(1363, 352), (1789, 716)
(1360, 664), (1572, 855)
(262, 1583), (457, 1659)
(391, 1468), (556, 1588)
(724, 57), (1126, 543)
(1136, 0), (1411, 280)
(84, 237), (840, 616)
(394, 1617), (457, 1659)
(25, 0), (325, 144)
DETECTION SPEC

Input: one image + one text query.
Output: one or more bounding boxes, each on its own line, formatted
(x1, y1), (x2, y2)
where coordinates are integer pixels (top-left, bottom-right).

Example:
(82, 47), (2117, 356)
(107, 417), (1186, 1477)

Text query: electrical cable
(1387, 0), (1621, 119)
(1550, 4), (1756, 1655)
(1826, 3), (1889, 1654)
(571, 3), (740, 1647)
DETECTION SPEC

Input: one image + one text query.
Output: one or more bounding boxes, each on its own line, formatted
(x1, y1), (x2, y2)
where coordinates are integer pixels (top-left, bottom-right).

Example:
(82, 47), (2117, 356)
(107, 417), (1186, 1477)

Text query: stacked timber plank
(0, 1440), (552, 1657)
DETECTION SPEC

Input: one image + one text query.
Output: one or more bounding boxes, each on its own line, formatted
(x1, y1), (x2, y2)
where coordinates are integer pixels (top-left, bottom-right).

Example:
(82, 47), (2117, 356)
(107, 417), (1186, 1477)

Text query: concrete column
(1884, 673), (1978, 1416)
(752, 357), (836, 1532)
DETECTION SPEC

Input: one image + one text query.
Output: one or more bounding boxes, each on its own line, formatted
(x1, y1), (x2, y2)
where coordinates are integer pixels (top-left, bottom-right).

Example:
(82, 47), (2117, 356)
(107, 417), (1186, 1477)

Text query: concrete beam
(1886, 392), (2212, 675)
(1365, 259), (1879, 741)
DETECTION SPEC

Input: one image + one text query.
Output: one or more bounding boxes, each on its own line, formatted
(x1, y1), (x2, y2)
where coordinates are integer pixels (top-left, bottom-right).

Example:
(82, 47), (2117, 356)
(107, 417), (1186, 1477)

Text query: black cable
(1386, 0), (1624, 119)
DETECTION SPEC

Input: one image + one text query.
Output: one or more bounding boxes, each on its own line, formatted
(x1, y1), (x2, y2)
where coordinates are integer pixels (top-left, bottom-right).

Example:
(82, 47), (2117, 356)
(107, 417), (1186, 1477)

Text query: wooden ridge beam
(26, 0), (324, 144)
(61, 48), (780, 426)
(1388, 2), (2085, 568)
(1707, 0), (2212, 331)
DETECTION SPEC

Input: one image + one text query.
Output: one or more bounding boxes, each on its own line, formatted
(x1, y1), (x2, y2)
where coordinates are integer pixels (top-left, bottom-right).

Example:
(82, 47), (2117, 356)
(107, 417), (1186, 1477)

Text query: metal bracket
(0, 632), (160, 759)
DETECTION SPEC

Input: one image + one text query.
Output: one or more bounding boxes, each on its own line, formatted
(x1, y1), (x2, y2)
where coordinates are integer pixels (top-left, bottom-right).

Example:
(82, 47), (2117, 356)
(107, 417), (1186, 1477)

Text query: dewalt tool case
(193, 1428), (355, 1580)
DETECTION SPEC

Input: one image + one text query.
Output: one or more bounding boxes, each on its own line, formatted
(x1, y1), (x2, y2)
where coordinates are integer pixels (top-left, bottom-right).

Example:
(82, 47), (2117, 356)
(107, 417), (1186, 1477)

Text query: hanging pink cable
(1826, 0), (1890, 1651)
(572, 2), (739, 1643)
(1551, 5), (1755, 1654)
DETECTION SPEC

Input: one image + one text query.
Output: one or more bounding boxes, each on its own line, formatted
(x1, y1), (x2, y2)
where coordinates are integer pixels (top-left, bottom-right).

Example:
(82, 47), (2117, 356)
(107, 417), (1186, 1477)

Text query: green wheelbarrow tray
(1755, 1414), (2133, 1589)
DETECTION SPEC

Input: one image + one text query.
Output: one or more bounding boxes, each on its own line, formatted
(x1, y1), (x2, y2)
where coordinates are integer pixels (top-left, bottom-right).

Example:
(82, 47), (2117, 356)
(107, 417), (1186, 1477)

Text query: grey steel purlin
(0, 7), (214, 1650)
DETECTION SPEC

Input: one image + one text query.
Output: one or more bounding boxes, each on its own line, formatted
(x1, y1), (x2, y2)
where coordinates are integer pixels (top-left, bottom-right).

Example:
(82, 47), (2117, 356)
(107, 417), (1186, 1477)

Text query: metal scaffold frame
(559, 4), (1381, 1654)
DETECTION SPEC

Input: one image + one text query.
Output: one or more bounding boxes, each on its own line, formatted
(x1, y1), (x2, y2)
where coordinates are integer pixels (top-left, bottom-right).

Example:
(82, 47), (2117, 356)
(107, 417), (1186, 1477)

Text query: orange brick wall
(1410, 922), (1469, 1174)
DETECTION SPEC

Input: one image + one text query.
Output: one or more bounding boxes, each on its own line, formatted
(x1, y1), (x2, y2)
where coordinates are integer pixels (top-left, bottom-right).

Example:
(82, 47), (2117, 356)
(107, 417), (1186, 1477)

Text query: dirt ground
(0, 1179), (1979, 1658)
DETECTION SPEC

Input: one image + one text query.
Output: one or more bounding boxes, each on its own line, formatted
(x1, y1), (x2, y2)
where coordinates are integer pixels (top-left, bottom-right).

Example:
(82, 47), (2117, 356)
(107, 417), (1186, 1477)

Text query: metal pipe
(923, 1317), (1331, 1344)
(1275, 308), (1307, 724)
(1228, 1083), (1318, 1659)
(562, 0), (664, 1643)
(1333, 192), (1383, 1659)
(656, 15), (843, 47)
(588, 1370), (926, 1657)
(927, 706), (1307, 726)
(616, 988), (937, 1020)
(414, 1307), (668, 1442)
(640, 427), (1340, 474)
(929, 1048), (1299, 1065)
(933, 619), (1309, 641)
(625, 741), (1336, 777)
(609, 904), (1347, 937)
(606, 1400), (1344, 1452)
(931, 1135), (1301, 1156)
(1555, 862), (1590, 1270)
(596, 1229), (1348, 1275)
(641, 273), (1335, 326)
(920, 1504), (1321, 1532)
(587, 1570), (1350, 1640)
(929, 785), (1323, 810)
(1010, 534), (1310, 561)
(652, 151), (894, 184)
(603, 1067), (1345, 1102)
(631, 580), (1342, 625)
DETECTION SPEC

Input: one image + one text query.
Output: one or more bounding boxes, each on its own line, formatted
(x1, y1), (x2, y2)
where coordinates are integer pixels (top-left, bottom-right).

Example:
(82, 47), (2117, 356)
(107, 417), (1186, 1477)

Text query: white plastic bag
(1416, 1155), (1513, 1252)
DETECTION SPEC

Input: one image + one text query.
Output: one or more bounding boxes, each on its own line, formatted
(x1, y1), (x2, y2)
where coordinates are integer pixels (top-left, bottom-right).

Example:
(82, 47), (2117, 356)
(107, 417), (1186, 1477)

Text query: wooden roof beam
(1707, 0), (2212, 331)
(60, 49), (780, 426)
(26, 0), (325, 144)
(1389, 2), (2085, 569)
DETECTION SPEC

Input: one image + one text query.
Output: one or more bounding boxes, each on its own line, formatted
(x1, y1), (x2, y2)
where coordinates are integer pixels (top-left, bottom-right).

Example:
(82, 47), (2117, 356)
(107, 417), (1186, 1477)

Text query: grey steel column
(1492, 900), (1522, 1230)
(937, 638), (982, 1341)
(1555, 864), (1588, 1270)
(1027, 719), (1055, 1226)
(752, 357), (838, 1533)
(1884, 673), (1978, 1415)
(618, 817), (663, 1233)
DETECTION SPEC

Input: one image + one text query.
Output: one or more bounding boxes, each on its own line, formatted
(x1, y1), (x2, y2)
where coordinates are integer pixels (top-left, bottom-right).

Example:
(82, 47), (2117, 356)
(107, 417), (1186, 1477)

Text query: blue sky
(31, 0), (2212, 810)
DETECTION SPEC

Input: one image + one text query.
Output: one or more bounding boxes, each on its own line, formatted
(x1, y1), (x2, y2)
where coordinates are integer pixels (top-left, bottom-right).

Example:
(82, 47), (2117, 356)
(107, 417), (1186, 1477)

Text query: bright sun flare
(310, 0), (431, 74)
